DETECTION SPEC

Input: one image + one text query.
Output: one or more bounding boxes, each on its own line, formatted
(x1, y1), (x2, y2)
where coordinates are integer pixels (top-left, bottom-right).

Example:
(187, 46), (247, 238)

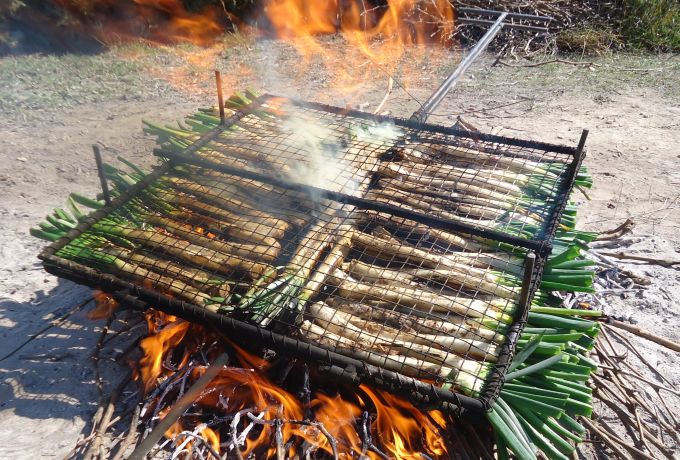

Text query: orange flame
(47, 0), (225, 46)
(263, 0), (455, 100)
(135, 310), (452, 458)
(88, 290), (118, 320)
(137, 310), (191, 391)
(361, 385), (448, 459)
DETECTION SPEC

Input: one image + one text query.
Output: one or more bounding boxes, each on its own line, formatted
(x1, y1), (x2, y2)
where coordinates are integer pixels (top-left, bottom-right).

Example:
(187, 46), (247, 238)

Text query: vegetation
(616, 0), (680, 51)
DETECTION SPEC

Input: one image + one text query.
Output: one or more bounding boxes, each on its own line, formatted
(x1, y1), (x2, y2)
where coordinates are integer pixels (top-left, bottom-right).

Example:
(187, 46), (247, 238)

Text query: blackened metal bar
(410, 12), (508, 123)
(535, 129), (588, 242)
(576, 129), (589, 155)
(480, 252), (539, 409)
(156, 149), (550, 253)
(215, 70), (225, 123)
(283, 95), (577, 155)
(92, 145), (112, 206)
(458, 18), (549, 33)
(457, 7), (553, 23)
(518, 252), (537, 308)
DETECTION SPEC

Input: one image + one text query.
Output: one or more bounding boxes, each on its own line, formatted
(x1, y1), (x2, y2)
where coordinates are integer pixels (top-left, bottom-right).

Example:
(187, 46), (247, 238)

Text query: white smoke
(280, 111), (403, 200)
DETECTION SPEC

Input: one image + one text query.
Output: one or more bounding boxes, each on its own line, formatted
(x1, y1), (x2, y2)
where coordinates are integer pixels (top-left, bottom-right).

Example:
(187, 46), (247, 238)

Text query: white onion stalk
(308, 302), (499, 361)
(351, 231), (520, 288)
(300, 320), (488, 395)
(330, 269), (514, 324)
(327, 298), (502, 343)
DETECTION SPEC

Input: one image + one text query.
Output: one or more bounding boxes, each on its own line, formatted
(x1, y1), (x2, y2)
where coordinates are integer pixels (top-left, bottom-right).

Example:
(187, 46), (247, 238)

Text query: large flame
(262, 0), (455, 100)
(135, 309), (453, 459)
(27, 1), (456, 101)
(45, 0), (225, 46)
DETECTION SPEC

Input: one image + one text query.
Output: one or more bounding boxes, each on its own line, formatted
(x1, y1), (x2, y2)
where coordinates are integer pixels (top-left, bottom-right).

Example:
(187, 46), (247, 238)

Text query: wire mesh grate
(40, 94), (585, 411)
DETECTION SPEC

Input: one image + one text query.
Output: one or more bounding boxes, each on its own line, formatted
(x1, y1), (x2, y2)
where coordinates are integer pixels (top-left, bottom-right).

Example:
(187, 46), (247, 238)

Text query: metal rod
(518, 252), (537, 309)
(575, 129), (589, 156)
(482, 251), (538, 409)
(92, 145), (111, 206)
(215, 70), (225, 123)
(410, 12), (508, 123)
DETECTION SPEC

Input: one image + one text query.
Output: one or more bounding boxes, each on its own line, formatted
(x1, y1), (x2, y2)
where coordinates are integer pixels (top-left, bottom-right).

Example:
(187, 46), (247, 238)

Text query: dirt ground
(1, 37), (679, 458)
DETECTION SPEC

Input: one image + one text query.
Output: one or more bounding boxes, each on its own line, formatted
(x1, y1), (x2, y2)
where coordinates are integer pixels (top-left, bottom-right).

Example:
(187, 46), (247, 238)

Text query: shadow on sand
(0, 277), (143, 456)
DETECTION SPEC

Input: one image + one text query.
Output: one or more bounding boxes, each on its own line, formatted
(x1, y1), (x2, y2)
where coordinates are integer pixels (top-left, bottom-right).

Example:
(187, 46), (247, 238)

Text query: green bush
(617, 0), (680, 51)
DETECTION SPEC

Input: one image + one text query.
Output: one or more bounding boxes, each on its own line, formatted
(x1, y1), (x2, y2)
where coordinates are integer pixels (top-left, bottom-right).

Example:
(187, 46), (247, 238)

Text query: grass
(618, 0), (680, 51)
(0, 53), (151, 115)
(1, 39), (678, 118)
(556, 28), (621, 55)
(498, 53), (680, 100)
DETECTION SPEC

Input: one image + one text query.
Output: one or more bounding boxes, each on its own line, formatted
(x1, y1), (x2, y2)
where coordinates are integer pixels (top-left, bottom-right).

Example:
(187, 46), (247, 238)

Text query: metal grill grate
(40, 94), (585, 412)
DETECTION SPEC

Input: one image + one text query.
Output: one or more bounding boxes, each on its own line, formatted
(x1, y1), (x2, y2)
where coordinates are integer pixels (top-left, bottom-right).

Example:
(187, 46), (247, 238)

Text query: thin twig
(83, 371), (132, 460)
(581, 417), (655, 460)
(128, 353), (229, 460)
(228, 408), (255, 460)
(245, 416), (340, 460)
(595, 218), (635, 240)
(598, 251), (680, 268)
(0, 297), (94, 361)
(604, 320), (680, 352)
(93, 313), (116, 397)
(497, 58), (596, 68)
(110, 402), (141, 460)
(605, 327), (676, 387)
(373, 77), (394, 115)
(172, 430), (221, 460)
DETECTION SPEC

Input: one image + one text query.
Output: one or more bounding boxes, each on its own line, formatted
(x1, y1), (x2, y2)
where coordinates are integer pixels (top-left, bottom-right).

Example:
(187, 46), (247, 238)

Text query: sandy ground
(0, 38), (679, 458)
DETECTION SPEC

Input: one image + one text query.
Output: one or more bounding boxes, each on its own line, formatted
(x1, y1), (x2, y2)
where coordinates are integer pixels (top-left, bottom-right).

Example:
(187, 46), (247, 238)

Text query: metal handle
(410, 12), (508, 123)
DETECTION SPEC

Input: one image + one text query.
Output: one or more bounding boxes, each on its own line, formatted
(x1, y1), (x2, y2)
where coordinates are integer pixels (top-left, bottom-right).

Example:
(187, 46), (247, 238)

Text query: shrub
(616, 0), (680, 51)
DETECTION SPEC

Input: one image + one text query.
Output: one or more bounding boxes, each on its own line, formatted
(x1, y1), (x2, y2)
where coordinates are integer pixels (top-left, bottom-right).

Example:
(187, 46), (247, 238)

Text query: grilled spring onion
(100, 161), (293, 248)
(143, 214), (280, 263)
(372, 182), (539, 222)
(401, 142), (563, 180)
(92, 220), (271, 280)
(300, 319), (490, 396)
(308, 301), (499, 361)
(327, 297), (502, 342)
(103, 246), (231, 298)
(237, 219), (338, 327)
(351, 230), (523, 291)
(330, 268), (514, 324)
(344, 259), (520, 301)
(367, 187), (541, 227)
(54, 236), (228, 309)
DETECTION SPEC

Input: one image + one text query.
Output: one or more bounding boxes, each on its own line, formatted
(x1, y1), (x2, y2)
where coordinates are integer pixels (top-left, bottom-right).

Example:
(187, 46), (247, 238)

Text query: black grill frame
(39, 94), (586, 414)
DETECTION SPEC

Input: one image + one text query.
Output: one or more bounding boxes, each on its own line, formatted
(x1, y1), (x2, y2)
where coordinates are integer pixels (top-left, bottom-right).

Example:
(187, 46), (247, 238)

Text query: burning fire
(88, 289), (119, 319)
(133, 308), (456, 459)
(262, 0), (455, 99)
(26, 1), (456, 102)
(42, 0), (226, 46)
